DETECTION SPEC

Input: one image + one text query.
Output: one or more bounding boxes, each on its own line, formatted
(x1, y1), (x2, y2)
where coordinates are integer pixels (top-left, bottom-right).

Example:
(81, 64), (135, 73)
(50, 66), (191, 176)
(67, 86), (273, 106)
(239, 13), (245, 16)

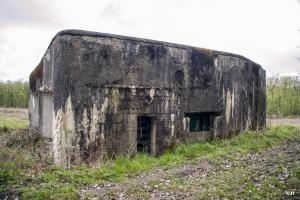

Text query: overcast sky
(0, 0), (300, 81)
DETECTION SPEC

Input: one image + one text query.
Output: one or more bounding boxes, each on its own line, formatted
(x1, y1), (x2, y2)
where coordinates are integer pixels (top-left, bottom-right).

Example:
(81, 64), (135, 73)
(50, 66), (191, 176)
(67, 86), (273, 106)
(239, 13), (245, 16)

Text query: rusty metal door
(137, 117), (151, 153)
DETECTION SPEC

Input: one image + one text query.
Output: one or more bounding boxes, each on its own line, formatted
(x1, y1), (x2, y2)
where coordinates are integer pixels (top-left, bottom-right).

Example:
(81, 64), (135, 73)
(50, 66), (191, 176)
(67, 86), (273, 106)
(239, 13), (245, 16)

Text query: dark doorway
(137, 117), (151, 153)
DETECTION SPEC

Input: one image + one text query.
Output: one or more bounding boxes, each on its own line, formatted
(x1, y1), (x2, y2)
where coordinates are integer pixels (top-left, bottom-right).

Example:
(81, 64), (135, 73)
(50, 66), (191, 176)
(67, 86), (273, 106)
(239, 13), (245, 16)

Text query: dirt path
(81, 133), (300, 199)
(0, 107), (28, 120)
(268, 118), (300, 126)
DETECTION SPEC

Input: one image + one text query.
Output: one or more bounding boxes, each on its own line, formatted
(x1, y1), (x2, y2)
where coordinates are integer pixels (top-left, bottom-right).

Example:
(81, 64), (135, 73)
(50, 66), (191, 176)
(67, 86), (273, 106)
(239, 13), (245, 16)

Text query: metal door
(137, 117), (151, 153)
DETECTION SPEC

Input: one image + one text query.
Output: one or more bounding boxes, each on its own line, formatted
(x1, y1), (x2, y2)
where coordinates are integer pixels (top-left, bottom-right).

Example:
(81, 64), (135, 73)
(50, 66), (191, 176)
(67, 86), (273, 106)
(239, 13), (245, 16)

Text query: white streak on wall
(164, 90), (169, 112)
(52, 95), (76, 167)
(90, 104), (100, 144)
(100, 97), (109, 114)
(231, 87), (235, 122)
(82, 108), (89, 144)
(149, 88), (155, 99)
(170, 113), (175, 136)
(225, 90), (232, 125)
(99, 97), (109, 140)
(32, 96), (35, 108)
(65, 96), (75, 131)
(171, 92), (175, 101)
(53, 109), (64, 166)
(111, 87), (119, 113)
(214, 57), (218, 68)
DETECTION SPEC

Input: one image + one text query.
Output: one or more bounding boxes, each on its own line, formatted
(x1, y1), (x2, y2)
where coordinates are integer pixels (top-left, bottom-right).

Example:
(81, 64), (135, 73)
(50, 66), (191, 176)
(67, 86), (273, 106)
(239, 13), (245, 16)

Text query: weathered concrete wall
(29, 48), (54, 138)
(29, 93), (39, 130)
(40, 93), (53, 138)
(29, 30), (266, 167)
(216, 55), (266, 137)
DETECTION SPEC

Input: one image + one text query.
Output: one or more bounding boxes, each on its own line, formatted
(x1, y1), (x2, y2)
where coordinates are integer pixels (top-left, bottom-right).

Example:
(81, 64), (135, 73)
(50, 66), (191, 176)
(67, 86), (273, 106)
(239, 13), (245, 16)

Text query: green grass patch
(0, 162), (19, 193)
(0, 116), (28, 129)
(1, 125), (298, 199)
(22, 184), (79, 200)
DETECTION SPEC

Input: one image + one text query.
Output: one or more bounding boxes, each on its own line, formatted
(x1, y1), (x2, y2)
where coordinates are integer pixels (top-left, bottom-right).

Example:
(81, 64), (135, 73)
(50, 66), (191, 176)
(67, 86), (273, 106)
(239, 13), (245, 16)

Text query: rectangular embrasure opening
(185, 112), (212, 132)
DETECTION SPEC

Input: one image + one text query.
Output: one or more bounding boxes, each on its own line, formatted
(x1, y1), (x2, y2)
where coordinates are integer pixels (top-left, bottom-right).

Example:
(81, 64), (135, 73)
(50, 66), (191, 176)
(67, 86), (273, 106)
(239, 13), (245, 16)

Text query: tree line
(267, 75), (300, 117)
(0, 81), (29, 108)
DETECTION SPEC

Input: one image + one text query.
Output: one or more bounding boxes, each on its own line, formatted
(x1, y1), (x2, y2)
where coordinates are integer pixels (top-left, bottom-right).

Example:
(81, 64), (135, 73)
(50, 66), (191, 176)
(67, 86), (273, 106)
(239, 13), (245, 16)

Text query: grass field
(1, 124), (299, 199)
(0, 116), (28, 129)
(0, 108), (28, 130)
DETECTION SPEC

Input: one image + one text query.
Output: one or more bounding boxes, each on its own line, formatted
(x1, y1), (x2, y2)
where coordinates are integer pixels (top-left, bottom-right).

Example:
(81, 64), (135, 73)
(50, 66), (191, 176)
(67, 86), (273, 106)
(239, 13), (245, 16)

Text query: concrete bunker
(29, 29), (266, 167)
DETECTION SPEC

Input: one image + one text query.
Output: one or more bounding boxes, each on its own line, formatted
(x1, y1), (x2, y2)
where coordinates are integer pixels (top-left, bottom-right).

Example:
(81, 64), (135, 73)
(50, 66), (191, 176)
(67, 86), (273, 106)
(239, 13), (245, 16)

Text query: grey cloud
(101, 2), (121, 20)
(100, 2), (140, 28)
(0, 0), (57, 25)
(262, 48), (300, 77)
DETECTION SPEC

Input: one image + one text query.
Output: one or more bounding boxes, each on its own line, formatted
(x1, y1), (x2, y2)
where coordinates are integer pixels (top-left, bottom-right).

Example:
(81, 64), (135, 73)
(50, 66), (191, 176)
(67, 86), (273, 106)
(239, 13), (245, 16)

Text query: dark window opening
(185, 113), (212, 132)
(175, 70), (184, 85)
(137, 117), (151, 153)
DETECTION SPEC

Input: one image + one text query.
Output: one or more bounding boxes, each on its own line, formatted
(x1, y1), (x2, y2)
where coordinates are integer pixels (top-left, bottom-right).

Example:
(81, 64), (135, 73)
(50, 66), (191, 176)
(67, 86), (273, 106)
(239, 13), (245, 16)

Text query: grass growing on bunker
(1, 125), (299, 199)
